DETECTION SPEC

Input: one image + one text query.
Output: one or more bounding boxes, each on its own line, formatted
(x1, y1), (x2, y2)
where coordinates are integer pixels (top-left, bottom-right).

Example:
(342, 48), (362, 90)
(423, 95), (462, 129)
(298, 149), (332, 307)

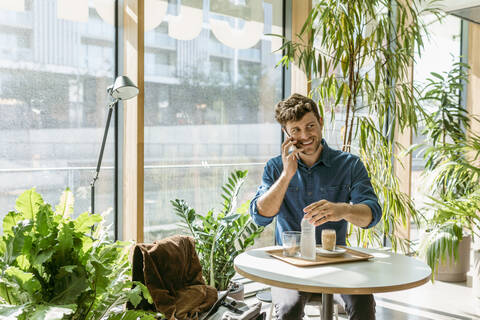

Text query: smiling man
(249, 93), (382, 320)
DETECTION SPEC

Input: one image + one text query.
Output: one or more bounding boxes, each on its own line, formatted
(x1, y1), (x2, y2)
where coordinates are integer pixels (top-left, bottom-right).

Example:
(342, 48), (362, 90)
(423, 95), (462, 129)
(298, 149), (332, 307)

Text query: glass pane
(0, 1), (115, 229)
(411, 15), (462, 239)
(144, 0), (284, 246)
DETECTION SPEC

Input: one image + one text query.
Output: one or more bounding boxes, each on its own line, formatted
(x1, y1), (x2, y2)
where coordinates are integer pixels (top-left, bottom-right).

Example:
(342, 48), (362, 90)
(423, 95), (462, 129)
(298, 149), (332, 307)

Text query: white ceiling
(439, 0), (480, 12)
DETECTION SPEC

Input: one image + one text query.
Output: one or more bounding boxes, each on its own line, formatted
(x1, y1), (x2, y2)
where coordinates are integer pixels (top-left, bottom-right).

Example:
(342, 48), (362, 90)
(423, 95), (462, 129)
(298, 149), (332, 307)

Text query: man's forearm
(343, 203), (373, 228)
(256, 173), (291, 217)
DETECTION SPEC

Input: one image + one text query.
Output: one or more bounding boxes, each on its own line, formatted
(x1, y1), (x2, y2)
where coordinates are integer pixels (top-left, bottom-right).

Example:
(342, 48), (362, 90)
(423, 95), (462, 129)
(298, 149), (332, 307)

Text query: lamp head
(110, 76), (139, 100)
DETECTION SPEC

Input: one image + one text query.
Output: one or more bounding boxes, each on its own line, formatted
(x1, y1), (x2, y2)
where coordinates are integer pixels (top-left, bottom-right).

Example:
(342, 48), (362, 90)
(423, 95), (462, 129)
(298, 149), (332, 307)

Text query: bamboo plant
(271, 0), (443, 251)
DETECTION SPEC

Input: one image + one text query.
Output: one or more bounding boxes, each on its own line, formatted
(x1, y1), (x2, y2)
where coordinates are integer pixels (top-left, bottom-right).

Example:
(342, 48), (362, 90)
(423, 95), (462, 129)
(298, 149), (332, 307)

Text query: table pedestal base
(321, 293), (333, 320)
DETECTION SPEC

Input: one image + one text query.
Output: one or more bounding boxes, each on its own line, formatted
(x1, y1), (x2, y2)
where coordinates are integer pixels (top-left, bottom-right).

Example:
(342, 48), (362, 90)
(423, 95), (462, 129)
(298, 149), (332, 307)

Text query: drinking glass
(282, 231), (301, 257)
(321, 229), (336, 251)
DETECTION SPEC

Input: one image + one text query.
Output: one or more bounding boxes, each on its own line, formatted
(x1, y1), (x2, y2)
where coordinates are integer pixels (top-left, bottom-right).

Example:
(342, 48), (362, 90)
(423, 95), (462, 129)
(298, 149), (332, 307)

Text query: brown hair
(274, 93), (321, 127)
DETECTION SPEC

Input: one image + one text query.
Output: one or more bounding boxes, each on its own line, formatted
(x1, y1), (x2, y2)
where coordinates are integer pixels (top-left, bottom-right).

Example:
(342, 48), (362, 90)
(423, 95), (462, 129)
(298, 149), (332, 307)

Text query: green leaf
(74, 212), (102, 233)
(56, 222), (74, 261)
(430, 72), (444, 81)
(125, 285), (143, 308)
(106, 310), (157, 320)
(236, 201), (250, 215)
(2, 211), (21, 236)
(35, 205), (53, 237)
(90, 260), (111, 295)
(0, 304), (25, 318)
(30, 305), (76, 320)
(33, 248), (55, 266)
(4, 267), (41, 296)
(136, 282), (153, 305)
(15, 189), (43, 220)
(15, 254), (31, 274)
(55, 189), (74, 217)
(4, 220), (33, 265)
(50, 266), (88, 304)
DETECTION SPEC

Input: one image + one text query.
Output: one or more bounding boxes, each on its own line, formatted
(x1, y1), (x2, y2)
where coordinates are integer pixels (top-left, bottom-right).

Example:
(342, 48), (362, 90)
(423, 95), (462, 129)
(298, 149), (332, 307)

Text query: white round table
(234, 246), (431, 320)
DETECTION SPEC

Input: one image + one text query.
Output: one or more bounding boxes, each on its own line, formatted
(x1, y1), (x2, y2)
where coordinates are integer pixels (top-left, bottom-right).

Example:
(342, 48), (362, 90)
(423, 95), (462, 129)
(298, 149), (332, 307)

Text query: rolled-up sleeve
(350, 158), (382, 229)
(249, 161), (277, 227)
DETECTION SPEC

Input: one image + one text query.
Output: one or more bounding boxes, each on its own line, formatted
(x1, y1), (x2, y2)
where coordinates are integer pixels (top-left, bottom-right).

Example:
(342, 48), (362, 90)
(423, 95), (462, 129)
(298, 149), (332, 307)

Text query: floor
(242, 279), (480, 320)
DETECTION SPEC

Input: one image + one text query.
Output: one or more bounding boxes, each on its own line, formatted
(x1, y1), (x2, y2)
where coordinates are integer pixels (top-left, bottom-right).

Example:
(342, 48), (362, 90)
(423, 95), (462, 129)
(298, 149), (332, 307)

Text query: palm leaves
(412, 63), (480, 278)
(171, 170), (264, 291)
(418, 221), (463, 280)
(415, 62), (474, 198)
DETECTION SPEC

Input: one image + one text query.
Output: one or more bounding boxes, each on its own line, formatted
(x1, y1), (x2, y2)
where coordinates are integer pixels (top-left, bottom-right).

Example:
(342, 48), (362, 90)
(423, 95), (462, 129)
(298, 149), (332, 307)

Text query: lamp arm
(90, 99), (118, 214)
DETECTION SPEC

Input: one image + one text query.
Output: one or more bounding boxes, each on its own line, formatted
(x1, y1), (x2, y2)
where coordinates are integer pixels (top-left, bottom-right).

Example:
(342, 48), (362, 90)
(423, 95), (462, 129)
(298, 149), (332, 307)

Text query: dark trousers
(271, 287), (375, 320)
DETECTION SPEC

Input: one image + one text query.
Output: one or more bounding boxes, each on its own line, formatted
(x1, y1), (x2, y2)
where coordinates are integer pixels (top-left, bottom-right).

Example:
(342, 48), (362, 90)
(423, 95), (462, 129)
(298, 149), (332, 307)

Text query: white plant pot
(435, 233), (471, 282)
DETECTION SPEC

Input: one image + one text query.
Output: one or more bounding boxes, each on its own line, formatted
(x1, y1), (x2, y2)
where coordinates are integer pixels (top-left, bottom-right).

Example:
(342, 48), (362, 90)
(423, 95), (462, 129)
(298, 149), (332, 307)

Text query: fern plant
(171, 170), (264, 291)
(0, 188), (156, 320)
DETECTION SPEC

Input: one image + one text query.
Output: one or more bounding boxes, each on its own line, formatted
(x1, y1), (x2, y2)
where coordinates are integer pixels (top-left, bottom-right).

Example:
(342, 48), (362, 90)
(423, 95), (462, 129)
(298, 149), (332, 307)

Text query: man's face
(284, 112), (323, 156)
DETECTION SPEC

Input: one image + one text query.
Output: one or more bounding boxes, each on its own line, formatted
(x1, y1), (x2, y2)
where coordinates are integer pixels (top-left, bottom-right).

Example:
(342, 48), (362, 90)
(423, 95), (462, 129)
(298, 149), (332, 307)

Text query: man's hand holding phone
(281, 129), (303, 179)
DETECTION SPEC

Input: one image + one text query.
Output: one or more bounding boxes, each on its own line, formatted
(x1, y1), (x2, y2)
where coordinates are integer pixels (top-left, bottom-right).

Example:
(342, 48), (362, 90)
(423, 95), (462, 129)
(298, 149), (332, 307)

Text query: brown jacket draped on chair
(131, 235), (218, 319)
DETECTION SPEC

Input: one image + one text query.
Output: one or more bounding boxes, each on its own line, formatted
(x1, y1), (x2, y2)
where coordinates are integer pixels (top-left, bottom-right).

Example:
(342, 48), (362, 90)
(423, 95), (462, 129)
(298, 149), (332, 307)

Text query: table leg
(321, 293), (333, 320)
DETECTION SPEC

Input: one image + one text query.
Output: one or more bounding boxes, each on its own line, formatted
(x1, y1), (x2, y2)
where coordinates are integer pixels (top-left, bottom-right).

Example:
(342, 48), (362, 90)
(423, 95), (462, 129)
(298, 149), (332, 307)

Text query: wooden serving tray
(266, 246), (374, 267)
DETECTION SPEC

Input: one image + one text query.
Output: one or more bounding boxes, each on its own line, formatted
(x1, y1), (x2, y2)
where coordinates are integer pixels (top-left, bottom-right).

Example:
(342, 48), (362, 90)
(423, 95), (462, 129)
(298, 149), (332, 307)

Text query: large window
(0, 1), (115, 225)
(144, 0), (284, 244)
(411, 15), (462, 238)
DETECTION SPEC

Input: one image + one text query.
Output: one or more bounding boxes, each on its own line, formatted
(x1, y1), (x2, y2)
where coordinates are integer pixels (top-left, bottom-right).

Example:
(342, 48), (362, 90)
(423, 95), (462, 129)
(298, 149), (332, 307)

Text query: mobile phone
(282, 128), (299, 156)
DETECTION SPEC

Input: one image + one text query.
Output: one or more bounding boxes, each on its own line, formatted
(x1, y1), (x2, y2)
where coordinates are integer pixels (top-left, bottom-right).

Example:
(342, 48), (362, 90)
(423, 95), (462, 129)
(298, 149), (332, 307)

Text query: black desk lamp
(90, 75), (139, 214)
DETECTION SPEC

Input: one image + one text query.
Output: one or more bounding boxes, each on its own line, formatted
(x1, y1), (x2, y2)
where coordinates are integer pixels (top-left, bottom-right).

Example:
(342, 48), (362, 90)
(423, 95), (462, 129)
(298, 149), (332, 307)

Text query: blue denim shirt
(249, 139), (382, 245)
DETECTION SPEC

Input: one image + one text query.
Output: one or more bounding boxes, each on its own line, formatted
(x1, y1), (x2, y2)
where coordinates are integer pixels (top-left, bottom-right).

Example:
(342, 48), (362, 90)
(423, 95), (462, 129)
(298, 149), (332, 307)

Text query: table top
(234, 246), (431, 294)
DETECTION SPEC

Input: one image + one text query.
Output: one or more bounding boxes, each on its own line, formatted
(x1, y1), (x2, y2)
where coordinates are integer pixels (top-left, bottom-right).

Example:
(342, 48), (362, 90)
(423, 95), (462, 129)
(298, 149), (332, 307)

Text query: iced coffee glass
(321, 229), (336, 251)
(282, 231), (301, 257)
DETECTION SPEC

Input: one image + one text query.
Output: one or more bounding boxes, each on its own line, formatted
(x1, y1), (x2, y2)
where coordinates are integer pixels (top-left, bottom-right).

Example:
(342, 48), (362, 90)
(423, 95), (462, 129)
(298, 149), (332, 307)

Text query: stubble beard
(301, 137), (321, 156)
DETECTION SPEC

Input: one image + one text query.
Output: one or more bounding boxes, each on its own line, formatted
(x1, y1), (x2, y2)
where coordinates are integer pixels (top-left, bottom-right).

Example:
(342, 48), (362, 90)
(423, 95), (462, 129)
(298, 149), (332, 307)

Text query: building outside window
(0, 1), (115, 227)
(143, 0), (284, 246)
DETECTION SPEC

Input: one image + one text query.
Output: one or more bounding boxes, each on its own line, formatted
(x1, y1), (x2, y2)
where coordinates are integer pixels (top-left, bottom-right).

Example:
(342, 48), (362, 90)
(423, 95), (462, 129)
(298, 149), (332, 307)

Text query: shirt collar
(298, 139), (332, 168)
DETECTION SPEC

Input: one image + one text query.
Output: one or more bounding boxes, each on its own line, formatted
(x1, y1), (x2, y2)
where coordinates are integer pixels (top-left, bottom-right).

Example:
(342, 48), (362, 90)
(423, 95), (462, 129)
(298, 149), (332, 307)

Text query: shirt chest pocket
(324, 185), (350, 202)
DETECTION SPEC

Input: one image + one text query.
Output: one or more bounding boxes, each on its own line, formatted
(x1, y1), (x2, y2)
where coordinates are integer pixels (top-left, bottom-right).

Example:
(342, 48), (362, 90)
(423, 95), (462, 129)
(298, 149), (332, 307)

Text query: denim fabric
(271, 287), (376, 320)
(249, 139), (382, 245)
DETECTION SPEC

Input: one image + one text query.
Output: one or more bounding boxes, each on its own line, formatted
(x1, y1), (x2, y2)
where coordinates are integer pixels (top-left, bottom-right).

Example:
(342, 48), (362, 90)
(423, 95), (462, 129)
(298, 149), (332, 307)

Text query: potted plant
(413, 63), (480, 281)
(418, 192), (480, 281)
(270, 0), (442, 251)
(171, 169), (264, 293)
(0, 188), (157, 319)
